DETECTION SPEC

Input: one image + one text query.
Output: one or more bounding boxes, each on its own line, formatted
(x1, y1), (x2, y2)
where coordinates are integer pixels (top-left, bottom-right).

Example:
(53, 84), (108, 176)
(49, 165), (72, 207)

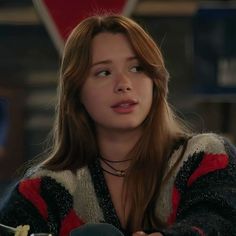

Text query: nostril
(115, 84), (132, 93)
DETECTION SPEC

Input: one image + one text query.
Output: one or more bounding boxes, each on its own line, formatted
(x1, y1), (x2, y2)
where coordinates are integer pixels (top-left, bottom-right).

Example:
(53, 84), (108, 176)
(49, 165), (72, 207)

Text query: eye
(95, 70), (111, 77)
(130, 65), (144, 73)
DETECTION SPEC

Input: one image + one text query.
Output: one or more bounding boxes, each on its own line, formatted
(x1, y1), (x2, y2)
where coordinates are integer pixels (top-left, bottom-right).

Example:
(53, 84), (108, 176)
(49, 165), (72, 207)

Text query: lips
(111, 99), (138, 114)
(111, 100), (138, 108)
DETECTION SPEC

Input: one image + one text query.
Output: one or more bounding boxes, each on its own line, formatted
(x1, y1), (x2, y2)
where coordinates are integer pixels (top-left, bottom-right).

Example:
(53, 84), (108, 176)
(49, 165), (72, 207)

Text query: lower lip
(112, 104), (137, 114)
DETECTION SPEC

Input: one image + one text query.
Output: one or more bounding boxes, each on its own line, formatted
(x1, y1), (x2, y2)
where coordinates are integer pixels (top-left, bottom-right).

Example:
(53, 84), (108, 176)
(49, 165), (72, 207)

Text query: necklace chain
(99, 155), (131, 177)
(101, 166), (126, 177)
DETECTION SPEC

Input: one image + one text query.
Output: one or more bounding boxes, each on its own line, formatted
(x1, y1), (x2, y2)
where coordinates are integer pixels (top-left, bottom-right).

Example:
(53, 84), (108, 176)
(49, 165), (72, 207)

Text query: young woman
(0, 14), (236, 236)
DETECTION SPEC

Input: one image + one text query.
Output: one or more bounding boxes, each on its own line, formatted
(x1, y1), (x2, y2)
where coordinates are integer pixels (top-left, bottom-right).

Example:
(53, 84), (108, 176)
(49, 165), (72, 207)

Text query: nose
(114, 73), (132, 93)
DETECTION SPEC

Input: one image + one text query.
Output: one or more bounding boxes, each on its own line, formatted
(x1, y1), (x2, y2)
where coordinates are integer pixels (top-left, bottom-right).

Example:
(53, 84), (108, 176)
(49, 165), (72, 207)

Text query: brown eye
(95, 70), (111, 77)
(130, 65), (144, 73)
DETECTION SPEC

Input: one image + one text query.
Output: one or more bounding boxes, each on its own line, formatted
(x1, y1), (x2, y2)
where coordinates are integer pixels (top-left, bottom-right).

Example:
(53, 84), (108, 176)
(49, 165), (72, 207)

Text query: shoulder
(185, 132), (236, 162)
(0, 169), (87, 234)
(21, 166), (91, 196)
(172, 133), (236, 186)
(161, 134), (236, 233)
(185, 132), (227, 155)
(167, 133), (236, 182)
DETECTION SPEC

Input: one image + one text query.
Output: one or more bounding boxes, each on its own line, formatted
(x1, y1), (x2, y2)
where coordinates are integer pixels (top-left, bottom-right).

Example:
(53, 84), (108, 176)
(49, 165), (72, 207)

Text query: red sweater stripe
(19, 178), (48, 220)
(168, 186), (181, 225)
(59, 209), (84, 236)
(188, 154), (228, 187)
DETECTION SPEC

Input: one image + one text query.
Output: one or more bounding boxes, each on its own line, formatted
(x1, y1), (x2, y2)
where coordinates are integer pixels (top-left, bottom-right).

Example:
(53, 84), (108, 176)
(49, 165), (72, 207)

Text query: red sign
(33, 0), (137, 53)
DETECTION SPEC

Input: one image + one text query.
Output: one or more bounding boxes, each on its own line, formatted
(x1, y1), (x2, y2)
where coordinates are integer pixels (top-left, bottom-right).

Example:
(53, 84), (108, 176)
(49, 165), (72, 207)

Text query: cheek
(146, 90), (153, 112)
(81, 87), (94, 112)
(81, 89), (104, 120)
(141, 80), (153, 105)
(81, 82), (96, 106)
(81, 94), (97, 114)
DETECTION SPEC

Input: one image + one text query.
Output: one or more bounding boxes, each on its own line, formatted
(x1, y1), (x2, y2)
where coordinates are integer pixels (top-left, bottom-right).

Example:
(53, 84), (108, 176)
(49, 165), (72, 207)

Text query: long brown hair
(42, 14), (189, 231)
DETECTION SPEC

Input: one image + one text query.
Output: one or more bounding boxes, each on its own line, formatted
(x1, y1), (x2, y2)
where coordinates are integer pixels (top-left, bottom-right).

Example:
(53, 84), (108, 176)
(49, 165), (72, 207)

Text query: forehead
(91, 32), (136, 61)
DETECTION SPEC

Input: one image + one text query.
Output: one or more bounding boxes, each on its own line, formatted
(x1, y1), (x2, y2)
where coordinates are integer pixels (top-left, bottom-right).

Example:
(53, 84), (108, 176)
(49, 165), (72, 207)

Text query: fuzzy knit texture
(0, 133), (236, 236)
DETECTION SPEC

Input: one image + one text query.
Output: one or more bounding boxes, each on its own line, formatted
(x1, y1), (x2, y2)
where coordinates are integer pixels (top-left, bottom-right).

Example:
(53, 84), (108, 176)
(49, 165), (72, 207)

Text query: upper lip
(111, 99), (138, 108)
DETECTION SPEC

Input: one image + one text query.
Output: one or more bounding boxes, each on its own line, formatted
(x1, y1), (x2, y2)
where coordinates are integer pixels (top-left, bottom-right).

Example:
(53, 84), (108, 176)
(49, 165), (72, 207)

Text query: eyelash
(94, 65), (144, 78)
(130, 65), (144, 73)
(95, 70), (111, 77)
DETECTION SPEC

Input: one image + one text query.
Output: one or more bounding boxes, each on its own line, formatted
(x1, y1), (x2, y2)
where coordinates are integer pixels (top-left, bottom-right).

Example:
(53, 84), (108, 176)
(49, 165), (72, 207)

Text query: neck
(96, 128), (142, 162)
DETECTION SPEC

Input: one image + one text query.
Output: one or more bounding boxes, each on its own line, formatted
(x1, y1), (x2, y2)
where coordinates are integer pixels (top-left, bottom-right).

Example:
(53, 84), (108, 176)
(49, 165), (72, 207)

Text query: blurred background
(0, 0), (236, 201)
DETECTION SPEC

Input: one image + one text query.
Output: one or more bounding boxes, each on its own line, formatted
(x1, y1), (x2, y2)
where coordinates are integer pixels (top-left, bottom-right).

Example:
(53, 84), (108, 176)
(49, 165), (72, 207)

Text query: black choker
(100, 156), (132, 163)
(101, 167), (126, 177)
(99, 156), (131, 177)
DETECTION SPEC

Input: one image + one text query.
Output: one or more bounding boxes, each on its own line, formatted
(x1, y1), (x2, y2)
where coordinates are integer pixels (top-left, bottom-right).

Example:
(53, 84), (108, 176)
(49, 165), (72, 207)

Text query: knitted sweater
(0, 133), (236, 236)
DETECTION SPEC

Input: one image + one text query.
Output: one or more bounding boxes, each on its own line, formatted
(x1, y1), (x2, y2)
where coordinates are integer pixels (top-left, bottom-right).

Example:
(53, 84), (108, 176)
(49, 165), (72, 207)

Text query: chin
(115, 121), (143, 131)
(97, 119), (144, 132)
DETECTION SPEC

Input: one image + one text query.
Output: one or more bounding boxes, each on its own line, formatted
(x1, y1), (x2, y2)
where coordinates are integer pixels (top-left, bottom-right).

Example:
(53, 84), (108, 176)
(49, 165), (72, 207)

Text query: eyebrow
(91, 56), (138, 67)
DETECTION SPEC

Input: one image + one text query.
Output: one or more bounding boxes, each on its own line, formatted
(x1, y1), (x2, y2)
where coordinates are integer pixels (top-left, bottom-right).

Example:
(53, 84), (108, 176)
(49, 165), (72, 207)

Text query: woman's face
(80, 32), (153, 134)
